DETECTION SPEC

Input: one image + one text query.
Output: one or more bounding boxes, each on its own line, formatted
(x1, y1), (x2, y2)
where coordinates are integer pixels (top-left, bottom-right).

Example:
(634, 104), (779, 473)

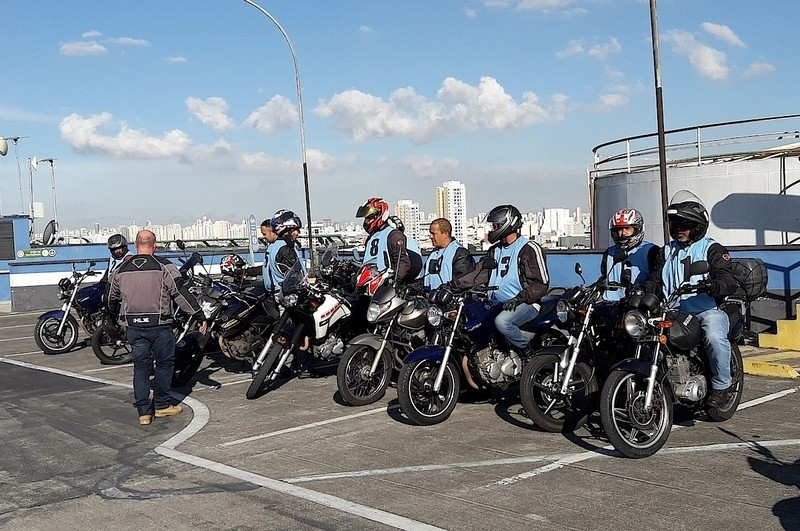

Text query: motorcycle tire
(519, 354), (598, 433)
(90, 326), (132, 365)
(397, 359), (460, 426)
(34, 315), (80, 355)
(706, 342), (744, 421)
(599, 370), (673, 459)
(246, 342), (284, 400)
(336, 343), (393, 406)
(172, 333), (205, 388)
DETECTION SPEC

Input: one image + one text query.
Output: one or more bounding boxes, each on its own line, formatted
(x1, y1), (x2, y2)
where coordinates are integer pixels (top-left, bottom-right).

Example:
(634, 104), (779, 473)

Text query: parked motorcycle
(34, 261), (104, 355)
(520, 251), (631, 433)
(598, 260), (748, 458)
(336, 269), (430, 406)
(245, 246), (358, 399)
(396, 259), (568, 426)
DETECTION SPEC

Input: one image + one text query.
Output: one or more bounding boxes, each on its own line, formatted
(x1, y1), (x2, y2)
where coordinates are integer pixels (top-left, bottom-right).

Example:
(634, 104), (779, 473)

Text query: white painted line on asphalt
(221, 404), (399, 447)
(84, 365), (132, 373)
(156, 446), (444, 531)
(0, 357), (130, 388)
(658, 438), (800, 455)
(0, 336), (33, 342)
(4, 350), (42, 357)
(738, 385), (800, 410)
(1, 324), (37, 329)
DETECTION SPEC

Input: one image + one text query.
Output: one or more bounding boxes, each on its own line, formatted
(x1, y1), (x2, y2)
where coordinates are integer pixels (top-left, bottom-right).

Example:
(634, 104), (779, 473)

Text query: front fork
(433, 301), (466, 393)
(369, 319), (396, 376)
(558, 304), (595, 394)
(251, 312), (289, 372)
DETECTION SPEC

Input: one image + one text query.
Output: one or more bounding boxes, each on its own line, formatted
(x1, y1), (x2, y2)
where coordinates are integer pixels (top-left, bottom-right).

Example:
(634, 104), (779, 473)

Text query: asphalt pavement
(1, 310), (799, 531)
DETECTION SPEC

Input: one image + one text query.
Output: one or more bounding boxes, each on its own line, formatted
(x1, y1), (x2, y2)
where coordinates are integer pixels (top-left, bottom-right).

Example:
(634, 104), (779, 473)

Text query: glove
(707, 280), (723, 298)
(503, 297), (524, 312)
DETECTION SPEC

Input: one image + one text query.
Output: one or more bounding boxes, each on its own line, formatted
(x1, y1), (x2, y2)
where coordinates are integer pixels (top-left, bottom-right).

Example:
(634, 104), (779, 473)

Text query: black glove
(707, 280), (723, 298)
(503, 297), (524, 312)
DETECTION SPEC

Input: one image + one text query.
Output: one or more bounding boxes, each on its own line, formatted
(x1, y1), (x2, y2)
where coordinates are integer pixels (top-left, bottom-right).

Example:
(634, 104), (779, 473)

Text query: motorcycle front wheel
(706, 342), (744, 421)
(90, 326), (132, 365)
(519, 354), (598, 433)
(600, 370), (673, 458)
(336, 343), (393, 406)
(246, 342), (285, 400)
(171, 334), (205, 388)
(397, 359), (460, 426)
(34, 315), (80, 355)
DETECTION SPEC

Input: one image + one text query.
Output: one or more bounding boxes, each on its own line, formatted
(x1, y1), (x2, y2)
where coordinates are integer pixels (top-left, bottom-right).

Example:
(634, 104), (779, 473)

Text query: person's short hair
(260, 219), (271, 229)
(431, 218), (452, 237)
(135, 230), (156, 246)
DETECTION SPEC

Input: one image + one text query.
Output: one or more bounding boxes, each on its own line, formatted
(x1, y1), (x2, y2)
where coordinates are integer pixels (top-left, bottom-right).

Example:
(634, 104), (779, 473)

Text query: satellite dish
(42, 219), (57, 246)
(0, 138), (7, 157)
(29, 156), (38, 171)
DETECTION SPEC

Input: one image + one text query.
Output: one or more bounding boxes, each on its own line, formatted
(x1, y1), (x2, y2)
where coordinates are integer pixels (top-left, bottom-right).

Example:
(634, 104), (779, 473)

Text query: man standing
(108, 230), (207, 425)
(424, 217), (475, 291)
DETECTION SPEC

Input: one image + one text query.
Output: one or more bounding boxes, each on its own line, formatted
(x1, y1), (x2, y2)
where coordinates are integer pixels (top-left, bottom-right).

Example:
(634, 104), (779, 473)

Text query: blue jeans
(127, 325), (176, 415)
(696, 308), (731, 390)
(495, 303), (540, 350)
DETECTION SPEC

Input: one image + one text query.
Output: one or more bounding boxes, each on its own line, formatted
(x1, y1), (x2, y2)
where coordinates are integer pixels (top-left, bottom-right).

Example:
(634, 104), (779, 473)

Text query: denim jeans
(696, 307), (731, 390)
(494, 303), (540, 350)
(127, 325), (176, 415)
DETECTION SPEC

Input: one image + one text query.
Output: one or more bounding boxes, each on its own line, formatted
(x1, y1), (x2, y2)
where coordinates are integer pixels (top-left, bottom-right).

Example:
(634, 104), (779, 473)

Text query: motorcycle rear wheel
(706, 342), (744, 421)
(397, 359), (460, 426)
(172, 335), (205, 388)
(600, 371), (673, 458)
(520, 354), (597, 433)
(90, 326), (132, 365)
(246, 342), (284, 399)
(337, 344), (393, 406)
(34, 315), (80, 355)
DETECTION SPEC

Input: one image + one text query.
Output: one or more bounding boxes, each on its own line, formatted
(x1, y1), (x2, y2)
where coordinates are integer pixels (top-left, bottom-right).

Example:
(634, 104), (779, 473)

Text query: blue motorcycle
(34, 261), (105, 355)
(396, 259), (568, 426)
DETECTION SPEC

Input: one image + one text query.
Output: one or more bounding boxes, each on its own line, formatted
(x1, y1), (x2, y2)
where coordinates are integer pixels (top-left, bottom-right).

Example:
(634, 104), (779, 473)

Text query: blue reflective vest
(603, 242), (655, 301)
(424, 240), (464, 291)
(488, 237), (530, 304)
(661, 238), (716, 313)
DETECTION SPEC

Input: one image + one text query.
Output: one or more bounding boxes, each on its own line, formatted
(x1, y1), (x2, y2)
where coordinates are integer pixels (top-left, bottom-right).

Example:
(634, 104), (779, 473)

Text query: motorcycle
(396, 258), (569, 426)
(598, 260), (747, 458)
(336, 268), (431, 406)
(34, 261), (105, 355)
(245, 246), (358, 399)
(519, 250), (632, 433)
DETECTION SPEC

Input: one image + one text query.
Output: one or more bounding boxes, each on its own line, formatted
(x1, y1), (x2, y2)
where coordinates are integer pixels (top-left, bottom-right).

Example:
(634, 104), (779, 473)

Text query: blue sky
(0, 0), (792, 230)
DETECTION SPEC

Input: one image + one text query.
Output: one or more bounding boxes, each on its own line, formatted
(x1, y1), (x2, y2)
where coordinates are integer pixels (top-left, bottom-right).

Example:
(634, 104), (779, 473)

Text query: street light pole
(241, 0), (316, 270)
(649, 0), (670, 244)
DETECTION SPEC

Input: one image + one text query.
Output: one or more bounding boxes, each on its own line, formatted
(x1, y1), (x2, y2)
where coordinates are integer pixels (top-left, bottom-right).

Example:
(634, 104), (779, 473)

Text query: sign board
(248, 214), (258, 265)
(17, 248), (56, 258)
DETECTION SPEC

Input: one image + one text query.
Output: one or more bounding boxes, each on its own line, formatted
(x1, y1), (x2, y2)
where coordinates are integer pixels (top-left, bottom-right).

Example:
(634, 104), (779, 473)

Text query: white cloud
(108, 37), (149, 46)
(314, 76), (568, 144)
(400, 155), (460, 178)
(663, 29), (728, 80)
(82, 30), (102, 38)
(186, 96), (235, 132)
(744, 62), (775, 78)
(594, 88), (629, 112)
(243, 95), (298, 134)
(515, 0), (578, 11)
(558, 37), (621, 60)
(59, 112), (191, 158)
(359, 25), (374, 33)
(701, 22), (745, 48)
(464, 7), (477, 18)
(556, 40), (585, 58)
(165, 56), (187, 63)
(239, 147), (343, 174)
(59, 40), (107, 56)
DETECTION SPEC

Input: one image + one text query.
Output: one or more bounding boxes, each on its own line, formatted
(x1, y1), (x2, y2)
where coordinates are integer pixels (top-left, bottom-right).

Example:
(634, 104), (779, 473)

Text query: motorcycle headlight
(427, 306), (443, 327)
(281, 293), (299, 308)
(556, 299), (571, 322)
(624, 310), (647, 339)
(366, 300), (391, 322)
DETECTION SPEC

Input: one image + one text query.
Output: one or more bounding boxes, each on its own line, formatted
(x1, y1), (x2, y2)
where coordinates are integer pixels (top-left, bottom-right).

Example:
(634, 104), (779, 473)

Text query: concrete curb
(743, 359), (799, 379)
(741, 347), (800, 379)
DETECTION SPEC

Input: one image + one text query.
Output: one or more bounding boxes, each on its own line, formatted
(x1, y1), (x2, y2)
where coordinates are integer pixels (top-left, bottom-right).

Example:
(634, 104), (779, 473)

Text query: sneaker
(515, 344), (536, 360)
(707, 387), (730, 408)
(296, 368), (313, 380)
(138, 414), (153, 425)
(154, 404), (183, 418)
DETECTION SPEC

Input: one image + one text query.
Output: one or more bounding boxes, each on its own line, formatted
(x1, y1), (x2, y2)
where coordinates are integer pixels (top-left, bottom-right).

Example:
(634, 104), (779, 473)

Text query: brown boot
(154, 404), (183, 418)
(138, 414), (153, 425)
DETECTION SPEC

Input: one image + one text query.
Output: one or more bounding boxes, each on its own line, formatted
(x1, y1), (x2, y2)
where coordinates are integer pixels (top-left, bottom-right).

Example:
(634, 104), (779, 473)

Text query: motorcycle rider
(241, 219), (278, 278)
(424, 217), (475, 291)
(601, 209), (659, 301)
(101, 234), (132, 306)
(356, 198), (422, 283)
(642, 190), (738, 408)
(448, 204), (549, 358)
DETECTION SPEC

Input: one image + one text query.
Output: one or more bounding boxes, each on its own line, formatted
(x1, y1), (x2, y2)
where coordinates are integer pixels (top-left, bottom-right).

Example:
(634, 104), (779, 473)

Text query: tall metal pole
(241, 0), (316, 269)
(41, 158), (58, 232)
(649, 0), (670, 244)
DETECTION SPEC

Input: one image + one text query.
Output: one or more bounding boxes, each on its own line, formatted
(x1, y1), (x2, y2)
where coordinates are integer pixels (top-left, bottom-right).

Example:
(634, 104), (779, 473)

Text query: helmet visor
(668, 219), (697, 232)
(356, 205), (378, 218)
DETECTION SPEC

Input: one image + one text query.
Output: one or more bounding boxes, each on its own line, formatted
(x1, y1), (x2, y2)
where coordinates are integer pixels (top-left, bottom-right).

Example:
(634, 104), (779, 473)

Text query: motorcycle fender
(608, 358), (652, 377)
(403, 345), (445, 364)
(536, 345), (570, 358)
(347, 333), (384, 350)
(39, 309), (66, 321)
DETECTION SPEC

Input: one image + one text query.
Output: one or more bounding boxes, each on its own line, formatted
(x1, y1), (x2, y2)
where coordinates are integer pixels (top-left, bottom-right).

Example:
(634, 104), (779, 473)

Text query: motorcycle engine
(315, 335), (345, 360)
(219, 328), (260, 361)
(668, 353), (707, 402)
(474, 347), (522, 387)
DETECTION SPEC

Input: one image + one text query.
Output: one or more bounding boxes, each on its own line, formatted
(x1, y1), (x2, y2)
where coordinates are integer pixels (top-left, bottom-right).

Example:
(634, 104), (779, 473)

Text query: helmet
(667, 311), (702, 350)
(387, 215), (405, 233)
(356, 197), (389, 234)
(270, 209), (302, 238)
(220, 254), (246, 276)
(107, 234), (129, 260)
(608, 208), (645, 250)
(666, 190), (709, 243)
(485, 204), (522, 244)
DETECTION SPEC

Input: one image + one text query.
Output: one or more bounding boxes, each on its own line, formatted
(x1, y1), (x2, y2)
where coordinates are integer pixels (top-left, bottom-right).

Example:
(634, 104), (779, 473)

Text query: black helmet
(270, 209), (302, 238)
(485, 205), (522, 244)
(107, 234), (128, 260)
(387, 215), (405, 233)
(665, 190), (709, 243)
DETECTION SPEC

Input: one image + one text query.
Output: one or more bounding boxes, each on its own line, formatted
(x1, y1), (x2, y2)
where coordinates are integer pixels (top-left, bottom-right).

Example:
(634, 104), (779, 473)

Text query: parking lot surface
(1, 311), (799, 530)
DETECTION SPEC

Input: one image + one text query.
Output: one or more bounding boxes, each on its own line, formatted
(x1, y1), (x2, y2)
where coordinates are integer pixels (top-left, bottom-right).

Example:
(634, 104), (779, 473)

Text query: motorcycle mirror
(176, 239), (186, 251)
(481, 258), (498, 271)
(574, 262), (582, 276)
(352, 248), (361, 261)
(687, 260), (710, 277)
(620, 267), (632, 286)
(612, 247), (627, 264)
(191, 252), (204, 266)
(89, 260), (96, 267)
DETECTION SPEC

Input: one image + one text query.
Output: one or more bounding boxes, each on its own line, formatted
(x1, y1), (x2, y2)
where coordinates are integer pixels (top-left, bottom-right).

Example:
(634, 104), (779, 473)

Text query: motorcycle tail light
(623, 310), (647, 339)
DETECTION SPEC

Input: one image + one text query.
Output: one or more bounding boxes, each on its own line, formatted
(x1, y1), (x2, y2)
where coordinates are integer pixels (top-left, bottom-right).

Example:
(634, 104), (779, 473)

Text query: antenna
(1, 136), (30, 215)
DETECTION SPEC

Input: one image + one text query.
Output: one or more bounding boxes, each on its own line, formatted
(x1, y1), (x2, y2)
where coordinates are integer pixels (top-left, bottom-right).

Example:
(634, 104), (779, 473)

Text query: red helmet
(608, 208), (645, 250)
(356, 197), (389, 234)
(220, 254), (246, 277)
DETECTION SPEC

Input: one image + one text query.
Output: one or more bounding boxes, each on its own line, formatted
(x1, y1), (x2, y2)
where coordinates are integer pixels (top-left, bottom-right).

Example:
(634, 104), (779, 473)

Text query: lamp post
(0, 136), (29, 215)
(241, 0), (316, 269)
(649, 0), (670, 244)
(28, 156), (37, 238)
